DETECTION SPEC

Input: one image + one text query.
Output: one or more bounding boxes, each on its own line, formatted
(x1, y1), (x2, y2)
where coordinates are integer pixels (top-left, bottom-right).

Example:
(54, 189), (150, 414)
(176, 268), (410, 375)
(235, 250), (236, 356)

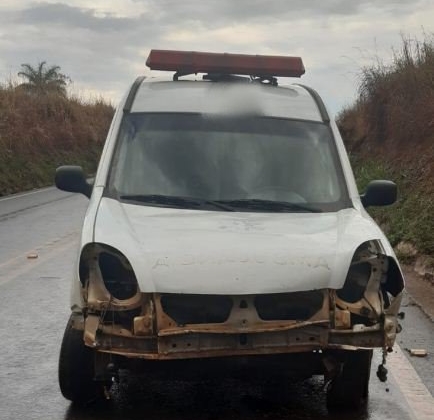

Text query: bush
(351, 159), (434, 254)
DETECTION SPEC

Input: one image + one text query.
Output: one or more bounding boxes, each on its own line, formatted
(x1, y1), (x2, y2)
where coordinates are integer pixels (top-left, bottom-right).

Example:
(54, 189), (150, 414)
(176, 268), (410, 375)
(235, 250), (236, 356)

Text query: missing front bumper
(72, 287), (392, 361)
(91, 328), (385, 360)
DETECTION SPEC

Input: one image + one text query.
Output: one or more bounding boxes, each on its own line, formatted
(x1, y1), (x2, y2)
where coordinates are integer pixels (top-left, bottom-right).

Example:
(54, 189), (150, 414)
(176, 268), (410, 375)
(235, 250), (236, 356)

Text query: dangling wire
(376, 347), (388, 382)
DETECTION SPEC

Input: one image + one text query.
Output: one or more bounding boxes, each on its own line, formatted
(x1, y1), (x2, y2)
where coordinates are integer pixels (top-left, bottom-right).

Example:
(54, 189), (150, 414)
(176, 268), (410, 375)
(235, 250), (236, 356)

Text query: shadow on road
(63, 377), (372, 420)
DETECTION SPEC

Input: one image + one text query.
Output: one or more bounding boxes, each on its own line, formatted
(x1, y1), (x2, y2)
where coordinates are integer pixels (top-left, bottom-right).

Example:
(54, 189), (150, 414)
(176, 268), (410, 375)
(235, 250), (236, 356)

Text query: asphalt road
(0, 187), (433, 420)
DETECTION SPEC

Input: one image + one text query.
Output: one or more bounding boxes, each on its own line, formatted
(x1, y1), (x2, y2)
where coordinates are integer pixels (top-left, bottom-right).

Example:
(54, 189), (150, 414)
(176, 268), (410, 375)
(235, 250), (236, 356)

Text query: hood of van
(92, 197), (387, 295)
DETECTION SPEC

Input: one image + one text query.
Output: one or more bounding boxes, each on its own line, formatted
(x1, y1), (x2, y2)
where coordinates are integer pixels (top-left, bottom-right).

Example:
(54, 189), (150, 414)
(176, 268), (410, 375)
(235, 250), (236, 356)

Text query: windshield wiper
(120, 194), (235, 211)
(217, 198), (321, 213)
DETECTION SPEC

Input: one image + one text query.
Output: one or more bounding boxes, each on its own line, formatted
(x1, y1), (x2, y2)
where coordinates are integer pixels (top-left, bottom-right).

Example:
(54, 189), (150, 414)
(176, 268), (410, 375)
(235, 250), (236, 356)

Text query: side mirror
(55, 166), (92, 198)
(361, 180), (397, 207)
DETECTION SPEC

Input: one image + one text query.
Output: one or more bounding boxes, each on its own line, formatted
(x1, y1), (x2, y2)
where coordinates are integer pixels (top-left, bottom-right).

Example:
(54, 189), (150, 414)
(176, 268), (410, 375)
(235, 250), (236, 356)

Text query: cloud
(140, 0), (418, 25)
(16, 2), (142, 31)
(0, 0), (433, 113)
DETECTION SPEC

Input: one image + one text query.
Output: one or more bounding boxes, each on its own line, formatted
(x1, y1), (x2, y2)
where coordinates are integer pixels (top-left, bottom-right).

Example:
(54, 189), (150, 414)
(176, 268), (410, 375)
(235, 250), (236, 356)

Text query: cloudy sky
(0, 0), (433, 114)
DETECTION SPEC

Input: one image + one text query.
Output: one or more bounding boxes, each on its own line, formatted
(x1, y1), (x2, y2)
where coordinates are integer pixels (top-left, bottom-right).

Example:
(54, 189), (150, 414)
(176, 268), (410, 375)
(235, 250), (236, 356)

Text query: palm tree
(18, 61), (70, 96)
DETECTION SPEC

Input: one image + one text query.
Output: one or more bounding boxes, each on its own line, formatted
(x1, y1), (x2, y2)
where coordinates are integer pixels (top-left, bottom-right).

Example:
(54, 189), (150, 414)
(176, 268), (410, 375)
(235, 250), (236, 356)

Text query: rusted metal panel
(154, 290), (329, 336)
(157, 319), (330, 336)
(80, 282), (400, 360)
(334, 308), (351, 329)
(95, 326), (328, 360)
(329, 330), (385, 348)
(83, 314), (100, 346)
(93, 326), (385, 360)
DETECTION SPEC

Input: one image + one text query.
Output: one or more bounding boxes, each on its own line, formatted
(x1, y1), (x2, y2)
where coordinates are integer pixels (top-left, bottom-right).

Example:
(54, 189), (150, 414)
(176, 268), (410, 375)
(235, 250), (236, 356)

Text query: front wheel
(58, 314), (107, 404)
(326, 349), (373, 410)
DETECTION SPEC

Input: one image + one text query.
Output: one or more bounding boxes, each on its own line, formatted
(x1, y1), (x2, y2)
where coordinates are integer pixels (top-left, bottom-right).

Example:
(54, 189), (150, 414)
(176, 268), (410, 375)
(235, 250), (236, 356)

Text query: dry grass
(338, 34), (434, 255)
(0, 83), (114, 195)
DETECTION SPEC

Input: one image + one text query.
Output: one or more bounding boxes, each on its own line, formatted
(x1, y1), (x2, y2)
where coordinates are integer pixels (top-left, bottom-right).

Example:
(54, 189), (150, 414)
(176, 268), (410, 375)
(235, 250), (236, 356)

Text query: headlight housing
(79, 243), (141, 311)
(98, 250), (138, 300)
(337, 260), (372, 303)
(335, 241), (386, 320)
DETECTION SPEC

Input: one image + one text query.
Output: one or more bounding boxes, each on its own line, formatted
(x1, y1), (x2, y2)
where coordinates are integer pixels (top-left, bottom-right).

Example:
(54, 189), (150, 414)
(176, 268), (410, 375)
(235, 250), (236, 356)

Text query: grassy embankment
(1, 42), (432, 265)
(338, 35), (434, 265)
(0, 82), (114, 196)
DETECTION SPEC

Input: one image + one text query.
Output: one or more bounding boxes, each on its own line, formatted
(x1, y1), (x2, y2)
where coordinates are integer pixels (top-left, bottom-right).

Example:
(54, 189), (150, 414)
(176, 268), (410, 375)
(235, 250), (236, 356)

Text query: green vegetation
(339, 34), (434, 256)
(0, 64), (114, 195)
(351, 158), (434, 257)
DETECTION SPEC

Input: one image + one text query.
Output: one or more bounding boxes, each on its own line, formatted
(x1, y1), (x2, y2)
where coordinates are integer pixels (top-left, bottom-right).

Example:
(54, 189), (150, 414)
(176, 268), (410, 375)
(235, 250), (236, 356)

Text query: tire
(326, 349), (373, 410)
(58, 314), (106, 404)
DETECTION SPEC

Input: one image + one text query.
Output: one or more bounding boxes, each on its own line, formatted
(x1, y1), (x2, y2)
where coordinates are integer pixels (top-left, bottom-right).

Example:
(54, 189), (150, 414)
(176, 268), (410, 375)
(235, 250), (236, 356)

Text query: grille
(254, 291), (324, 321)
(160, 291), (324, 326)
(160, 294), (233, 325)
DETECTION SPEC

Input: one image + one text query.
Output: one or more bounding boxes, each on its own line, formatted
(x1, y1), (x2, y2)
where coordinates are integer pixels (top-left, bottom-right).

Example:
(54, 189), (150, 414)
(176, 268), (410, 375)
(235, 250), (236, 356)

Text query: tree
(18, 61), (71, 96)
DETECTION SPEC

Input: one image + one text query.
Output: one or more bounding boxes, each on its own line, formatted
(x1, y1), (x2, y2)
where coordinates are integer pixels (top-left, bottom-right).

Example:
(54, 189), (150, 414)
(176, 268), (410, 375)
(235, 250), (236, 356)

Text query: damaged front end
(72, 240), (404, 362)
(331, 240), (404, 350)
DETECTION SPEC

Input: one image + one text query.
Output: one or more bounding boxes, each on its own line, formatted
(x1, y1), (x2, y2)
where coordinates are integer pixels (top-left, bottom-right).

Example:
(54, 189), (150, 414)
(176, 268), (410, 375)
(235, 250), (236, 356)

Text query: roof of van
(130, 77), (324, 122)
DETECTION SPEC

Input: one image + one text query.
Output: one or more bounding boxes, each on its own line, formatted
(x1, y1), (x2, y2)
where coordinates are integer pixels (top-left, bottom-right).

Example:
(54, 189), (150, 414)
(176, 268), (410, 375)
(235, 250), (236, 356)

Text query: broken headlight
(79, 243), (141, 310)
(336, 261), (372, 303)
(98, 250), (138, 300)
(335, 240), (386, 321)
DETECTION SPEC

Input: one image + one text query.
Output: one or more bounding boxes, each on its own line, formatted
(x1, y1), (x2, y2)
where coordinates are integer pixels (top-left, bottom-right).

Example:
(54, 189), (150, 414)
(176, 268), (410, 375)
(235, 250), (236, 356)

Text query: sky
(0, 0), (433, 115)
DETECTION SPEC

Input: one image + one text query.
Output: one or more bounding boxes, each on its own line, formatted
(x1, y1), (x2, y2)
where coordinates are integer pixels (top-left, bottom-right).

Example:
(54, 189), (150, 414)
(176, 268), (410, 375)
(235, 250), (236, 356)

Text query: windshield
(107, 113), (350, 212)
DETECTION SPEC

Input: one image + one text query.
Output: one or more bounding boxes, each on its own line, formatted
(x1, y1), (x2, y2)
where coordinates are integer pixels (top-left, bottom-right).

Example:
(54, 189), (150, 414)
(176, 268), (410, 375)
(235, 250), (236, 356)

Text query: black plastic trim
(202, 73), (250, 83)
(123, 76), (146, 113)
(293, 84), (330, 123)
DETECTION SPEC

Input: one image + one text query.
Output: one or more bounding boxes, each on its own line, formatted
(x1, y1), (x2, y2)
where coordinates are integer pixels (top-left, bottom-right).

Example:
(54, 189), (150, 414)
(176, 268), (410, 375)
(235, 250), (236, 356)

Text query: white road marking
(389, 344), (434, 420)
(0, 235), (77, 286)
(0, 186), (56, 202)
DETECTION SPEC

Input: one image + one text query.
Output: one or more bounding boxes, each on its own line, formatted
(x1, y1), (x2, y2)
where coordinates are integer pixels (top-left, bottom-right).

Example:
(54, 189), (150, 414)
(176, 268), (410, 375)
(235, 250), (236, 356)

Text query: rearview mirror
(55, 166), (92, 198)
(361, 180), (397, 207)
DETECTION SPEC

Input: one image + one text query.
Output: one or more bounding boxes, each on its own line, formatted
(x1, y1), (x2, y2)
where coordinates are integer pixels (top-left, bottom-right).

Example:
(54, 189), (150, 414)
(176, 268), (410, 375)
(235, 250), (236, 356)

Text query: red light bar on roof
(146, 50), (305, 78)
